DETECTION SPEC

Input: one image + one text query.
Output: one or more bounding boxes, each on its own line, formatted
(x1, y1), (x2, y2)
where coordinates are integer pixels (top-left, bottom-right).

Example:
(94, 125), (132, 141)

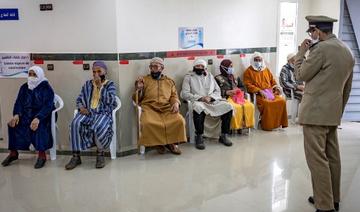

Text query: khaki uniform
(295, 34), (354, 210)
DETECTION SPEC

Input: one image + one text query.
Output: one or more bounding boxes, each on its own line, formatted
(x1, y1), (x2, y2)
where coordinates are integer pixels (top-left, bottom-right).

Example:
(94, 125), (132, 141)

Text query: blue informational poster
(0, 9), (19, 21)
(178, 27), (204, 49)
(0, 54), (31, 78)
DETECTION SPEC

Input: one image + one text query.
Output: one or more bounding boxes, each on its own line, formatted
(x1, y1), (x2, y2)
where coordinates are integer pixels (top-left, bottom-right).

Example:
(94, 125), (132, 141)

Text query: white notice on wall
(0, 53), (31, 78)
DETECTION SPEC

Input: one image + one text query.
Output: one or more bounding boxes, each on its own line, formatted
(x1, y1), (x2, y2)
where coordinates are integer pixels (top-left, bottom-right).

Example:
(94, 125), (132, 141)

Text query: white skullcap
(150, 57), (164, 65)
(193, 59), (207, 68)
(287, 53), (296, 61)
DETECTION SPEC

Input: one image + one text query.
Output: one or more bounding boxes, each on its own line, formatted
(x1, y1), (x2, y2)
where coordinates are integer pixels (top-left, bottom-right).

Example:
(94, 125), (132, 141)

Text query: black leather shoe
(65, 155), (82, 170)
(95, 155), (105, 169)
(219, 134), (233, 146)
(1, 154), (19, 167)
(34, 158), (46, 169)
(195, 135), (205, 150)
(309, 196), (338, 211)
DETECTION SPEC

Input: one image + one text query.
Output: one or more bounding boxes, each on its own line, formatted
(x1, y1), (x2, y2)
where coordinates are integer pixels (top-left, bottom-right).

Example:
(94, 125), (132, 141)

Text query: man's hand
(297, 84), (305, 91)
(273, 88), (281, 96)
(200, 96), (212, 104)
(30, 118), (40, 131)
(135, 77), (144, 90)
(300, 39), (312, 53)
(94, 75), (102, 88)
(171, 102), (180, 113)
(8, 115), (20, 128)
(79, 107), (90, 115)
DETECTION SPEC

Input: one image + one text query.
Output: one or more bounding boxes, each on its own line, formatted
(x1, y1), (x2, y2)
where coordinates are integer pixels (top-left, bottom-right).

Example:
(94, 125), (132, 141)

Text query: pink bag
(262, 88), (275, 101)
(232, 89), (245, 105)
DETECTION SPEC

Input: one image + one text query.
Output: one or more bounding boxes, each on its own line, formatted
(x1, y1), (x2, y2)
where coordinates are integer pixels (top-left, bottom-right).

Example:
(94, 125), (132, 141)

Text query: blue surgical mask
(226, 67), (234, 75)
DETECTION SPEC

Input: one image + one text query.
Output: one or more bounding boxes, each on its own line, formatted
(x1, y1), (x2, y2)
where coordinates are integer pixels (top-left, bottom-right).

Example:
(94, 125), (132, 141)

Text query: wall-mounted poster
(178, 27), (204, 49)
(0, 53), (31, 78)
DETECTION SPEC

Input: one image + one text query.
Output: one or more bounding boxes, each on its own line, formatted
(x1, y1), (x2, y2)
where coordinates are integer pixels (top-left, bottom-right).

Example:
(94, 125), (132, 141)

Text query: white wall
(116, 0), (279, 52)
(296, 0), (341, 46)
(0, 0), (117, 53)
(1, 0), (342, 152)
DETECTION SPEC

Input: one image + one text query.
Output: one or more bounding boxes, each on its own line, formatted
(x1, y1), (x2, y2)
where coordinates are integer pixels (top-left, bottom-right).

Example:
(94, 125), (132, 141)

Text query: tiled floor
(1, 122), (360, 212)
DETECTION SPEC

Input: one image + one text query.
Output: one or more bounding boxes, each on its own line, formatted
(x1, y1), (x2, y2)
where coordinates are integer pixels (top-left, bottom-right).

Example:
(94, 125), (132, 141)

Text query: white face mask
(311, 37), (319, 44)
(254, 62), (263, 71)
(226, 67), (234, 75)
(27, 76), (39, 90)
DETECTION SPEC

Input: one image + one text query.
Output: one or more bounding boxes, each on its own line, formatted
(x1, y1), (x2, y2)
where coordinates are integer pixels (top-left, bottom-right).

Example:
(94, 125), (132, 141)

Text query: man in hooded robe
(133, 57), (186, 155)
(181, 59), (233, 150)
(243, 52), (288, 131)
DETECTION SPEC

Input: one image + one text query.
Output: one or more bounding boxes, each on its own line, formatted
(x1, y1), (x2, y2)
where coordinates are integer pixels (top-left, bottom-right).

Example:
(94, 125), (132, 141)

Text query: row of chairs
(50, 91), (297, 160)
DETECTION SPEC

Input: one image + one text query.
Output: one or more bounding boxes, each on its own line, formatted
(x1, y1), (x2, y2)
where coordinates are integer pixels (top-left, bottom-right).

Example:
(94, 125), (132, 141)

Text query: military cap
(306, 15), (338, 32)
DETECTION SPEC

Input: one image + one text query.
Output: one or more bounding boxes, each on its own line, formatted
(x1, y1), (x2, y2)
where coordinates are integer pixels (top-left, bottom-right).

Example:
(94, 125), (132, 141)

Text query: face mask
(226, 67), (234, 75)
(253, 62), (262, 71)
(27, 77), (39, 90)
(193, 67), (205, 75)
(311, 37), (319, 44)
(151, 71), (161, 79)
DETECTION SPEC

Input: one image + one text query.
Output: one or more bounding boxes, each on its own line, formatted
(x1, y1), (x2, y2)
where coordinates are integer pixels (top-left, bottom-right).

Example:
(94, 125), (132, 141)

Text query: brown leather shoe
(155, 145), (166, 154)
(166, 144), (181, 155)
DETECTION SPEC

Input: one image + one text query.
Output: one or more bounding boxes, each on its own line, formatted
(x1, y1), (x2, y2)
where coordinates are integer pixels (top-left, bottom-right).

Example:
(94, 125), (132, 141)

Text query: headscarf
(27, 66), (47, 90)
(250, 52), (267, 71)
(220, 59), (235, 83)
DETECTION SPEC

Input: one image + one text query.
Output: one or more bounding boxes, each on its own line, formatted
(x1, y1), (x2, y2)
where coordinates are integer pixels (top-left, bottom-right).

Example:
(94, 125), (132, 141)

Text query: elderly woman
(2, 66), (55, 169)
(65, 61), (117, 170)
(243, 52), (288, 131)
(215, 59), (255, 131)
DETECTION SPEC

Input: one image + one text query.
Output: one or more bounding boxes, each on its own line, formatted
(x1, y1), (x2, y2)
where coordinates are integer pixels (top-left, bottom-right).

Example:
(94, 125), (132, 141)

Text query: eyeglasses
(307, 28), (316, 36)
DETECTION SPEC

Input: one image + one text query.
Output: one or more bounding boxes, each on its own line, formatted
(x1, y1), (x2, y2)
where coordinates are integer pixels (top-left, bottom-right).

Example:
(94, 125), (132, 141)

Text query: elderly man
(280, 53), (305, 101)
(243, 52), (288, 131)
(181, 59), (233, 150)
(134, 57), (186, 155)
(65, 61), (118, 170)
(295, 16), (354, 212)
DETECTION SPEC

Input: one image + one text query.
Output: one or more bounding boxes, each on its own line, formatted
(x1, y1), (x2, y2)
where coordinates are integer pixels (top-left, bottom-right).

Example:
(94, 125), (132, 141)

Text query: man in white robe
(181, 59), (233, 150)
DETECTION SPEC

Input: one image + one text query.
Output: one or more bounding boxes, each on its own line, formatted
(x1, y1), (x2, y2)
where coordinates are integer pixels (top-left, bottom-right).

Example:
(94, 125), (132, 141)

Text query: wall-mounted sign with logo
(0, 8), (19, 21)
(0, 54), (31, 78)
(178, 27), (204, 49)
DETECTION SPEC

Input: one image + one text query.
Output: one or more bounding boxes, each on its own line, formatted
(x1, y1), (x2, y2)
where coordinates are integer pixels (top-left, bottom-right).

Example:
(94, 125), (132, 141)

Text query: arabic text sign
(0, 9), (19, 21)
(0, 54), (31, 78)
(178, 27), (204, 49)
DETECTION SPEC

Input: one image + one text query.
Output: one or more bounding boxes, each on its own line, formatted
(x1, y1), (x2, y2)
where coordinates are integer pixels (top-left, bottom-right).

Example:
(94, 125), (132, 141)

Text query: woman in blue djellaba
(2, 66), (55, 169)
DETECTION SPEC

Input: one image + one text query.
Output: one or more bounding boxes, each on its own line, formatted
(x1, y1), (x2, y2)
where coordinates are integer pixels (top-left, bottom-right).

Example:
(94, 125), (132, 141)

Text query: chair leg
(139, 145), (145, 155)
(50, 122), (57, 160)
(110, 138), (116, 160)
